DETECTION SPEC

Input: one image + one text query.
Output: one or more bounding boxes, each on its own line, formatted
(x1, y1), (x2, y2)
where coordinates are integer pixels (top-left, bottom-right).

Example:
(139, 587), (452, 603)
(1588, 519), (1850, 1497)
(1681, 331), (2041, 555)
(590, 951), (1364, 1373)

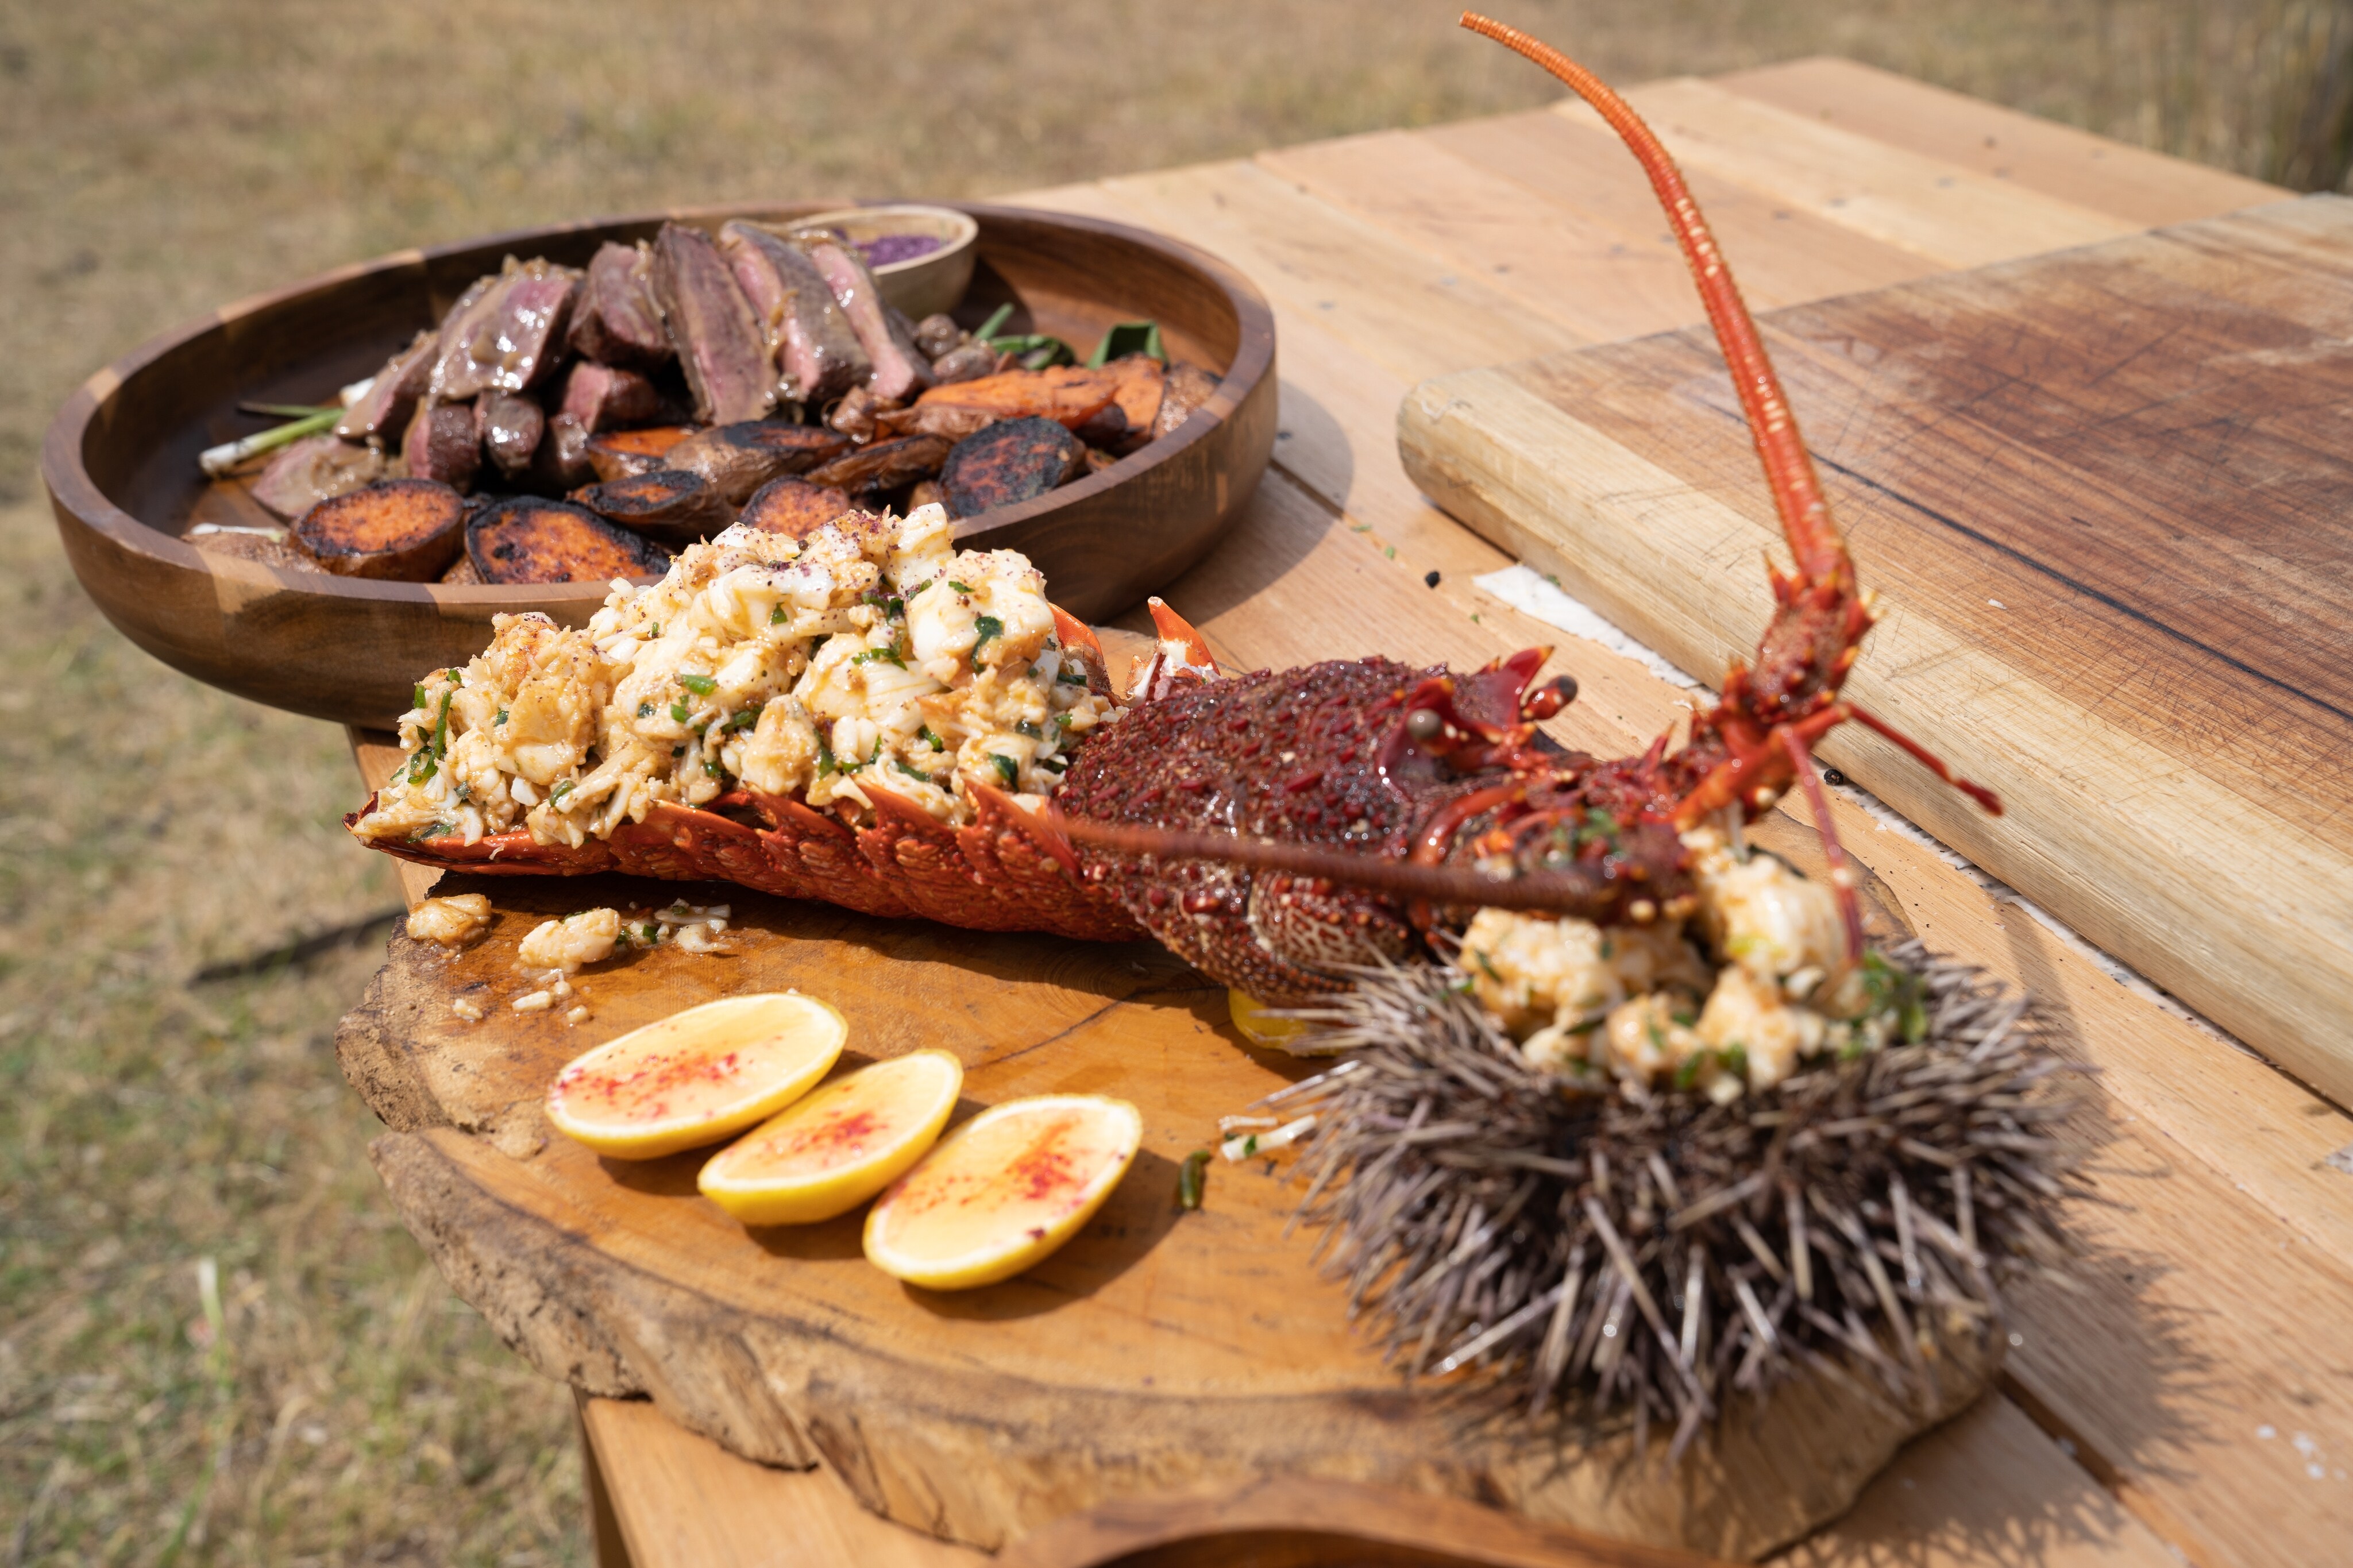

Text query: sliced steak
(556, 360), (663, 434)
(249, 434), (391, 520)
(651, 223), (775, 425)
(568, 241), (672, 370)
(572, 469), (735, 544)
(664, 420), (850, 504)
(467, 497), (671, 585)
(739, 477), (859, 540)
(335, 331), (436, 442)
(535, 414), (596, 491)
(402, 401), (481, 492)
(804, 432), (951, 496)
(585, 424), (701, 482)
(801, 238), (934, 401)
(476, 390), (546, 478)
(940, 417), (1082, 517)
(431, 258), (579, 400)
(719, 222), (869, 404)
(294, 478), (470, 581)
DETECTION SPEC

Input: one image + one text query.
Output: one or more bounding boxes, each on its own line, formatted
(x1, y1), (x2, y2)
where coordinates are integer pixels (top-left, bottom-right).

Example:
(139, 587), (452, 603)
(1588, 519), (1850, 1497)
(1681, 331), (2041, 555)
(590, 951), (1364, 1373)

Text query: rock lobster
(353, 14), (2000, 1008)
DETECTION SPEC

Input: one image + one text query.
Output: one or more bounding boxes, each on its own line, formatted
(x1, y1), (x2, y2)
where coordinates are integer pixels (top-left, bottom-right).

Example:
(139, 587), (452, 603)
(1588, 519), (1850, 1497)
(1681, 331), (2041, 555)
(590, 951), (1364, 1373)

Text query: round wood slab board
(336, 873), (1992, 1561)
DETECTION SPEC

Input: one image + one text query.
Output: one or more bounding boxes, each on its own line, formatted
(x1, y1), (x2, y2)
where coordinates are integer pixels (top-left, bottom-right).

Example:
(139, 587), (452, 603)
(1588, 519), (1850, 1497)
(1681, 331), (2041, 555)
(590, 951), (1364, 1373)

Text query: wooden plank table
(348, 57), (2353, 1568)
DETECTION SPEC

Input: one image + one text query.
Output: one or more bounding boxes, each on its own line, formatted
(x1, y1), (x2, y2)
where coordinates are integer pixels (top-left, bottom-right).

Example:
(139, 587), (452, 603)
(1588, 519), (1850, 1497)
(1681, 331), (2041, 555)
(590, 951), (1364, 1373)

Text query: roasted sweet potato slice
(1103, 354), (1166, 449)
(665, 420), (850, 503)
(292, 478), (469, 580)
(738, 477), (859, 540)
(915, 365), (1118, 430)
(467, 498), (671, 585)
(573, 469), (736, 544)
(804, 433), (952, 496)
(940, 418), (1082, 518)
(586, 424), (701, 482)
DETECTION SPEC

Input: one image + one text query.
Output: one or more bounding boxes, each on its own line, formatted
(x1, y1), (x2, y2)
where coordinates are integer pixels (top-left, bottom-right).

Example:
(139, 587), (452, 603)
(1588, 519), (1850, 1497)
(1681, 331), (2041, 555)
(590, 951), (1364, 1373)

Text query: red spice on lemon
(556, 1047), (747, 1122)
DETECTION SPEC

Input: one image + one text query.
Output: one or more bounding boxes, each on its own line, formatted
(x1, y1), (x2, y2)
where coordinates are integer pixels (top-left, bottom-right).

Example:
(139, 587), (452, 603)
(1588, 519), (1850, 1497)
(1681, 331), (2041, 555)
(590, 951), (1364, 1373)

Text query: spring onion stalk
(198, 407), (342, 477)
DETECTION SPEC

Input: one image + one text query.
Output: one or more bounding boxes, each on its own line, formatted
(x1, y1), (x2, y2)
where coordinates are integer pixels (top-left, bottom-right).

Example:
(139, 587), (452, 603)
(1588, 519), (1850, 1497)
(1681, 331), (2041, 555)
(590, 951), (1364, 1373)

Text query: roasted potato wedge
(573, 469), (736, 544)
(466, 497), (670, 585)
(805, 433), (952, 496)
(738, 477), (858, 540)
(292, 478), (469, 580)
(585, 425), (701, 483)
(939, 418), (1082, 518)
(665, 420), (851, 503)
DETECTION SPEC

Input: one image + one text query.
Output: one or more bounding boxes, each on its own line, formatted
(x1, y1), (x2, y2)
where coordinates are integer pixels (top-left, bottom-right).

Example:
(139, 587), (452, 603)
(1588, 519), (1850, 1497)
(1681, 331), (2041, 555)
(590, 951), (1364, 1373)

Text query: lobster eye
(1405, 708), (1444, 742)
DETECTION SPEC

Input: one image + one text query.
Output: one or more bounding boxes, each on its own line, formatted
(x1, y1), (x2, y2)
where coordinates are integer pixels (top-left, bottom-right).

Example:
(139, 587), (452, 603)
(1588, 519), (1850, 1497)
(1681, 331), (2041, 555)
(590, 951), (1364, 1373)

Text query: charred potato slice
(665, 420), (851, 503)
(585, 424), (701, 482)
(940, 418), (1082, 518)
(466, 497), (671, 585)
(738, 477), (858, 540)
(292, 478), (469, 580)
(573, 469), (736, 544)
(804, 433), (952, 496)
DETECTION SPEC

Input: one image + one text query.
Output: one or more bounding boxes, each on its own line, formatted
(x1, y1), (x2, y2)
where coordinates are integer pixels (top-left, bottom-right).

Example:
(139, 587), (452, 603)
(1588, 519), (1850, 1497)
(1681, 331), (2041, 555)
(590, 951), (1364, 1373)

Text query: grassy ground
(3, 2), (2345, 1563)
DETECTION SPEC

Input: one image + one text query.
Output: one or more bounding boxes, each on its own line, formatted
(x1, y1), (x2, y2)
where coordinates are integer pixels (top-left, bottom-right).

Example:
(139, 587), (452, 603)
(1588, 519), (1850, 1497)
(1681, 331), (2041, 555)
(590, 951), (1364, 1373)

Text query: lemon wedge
(546, 992), (847, 1159)
(697, 1051), (965, 1226)
(1228, 988), (1309, 1050)
(864, 1094), (1142, 1291)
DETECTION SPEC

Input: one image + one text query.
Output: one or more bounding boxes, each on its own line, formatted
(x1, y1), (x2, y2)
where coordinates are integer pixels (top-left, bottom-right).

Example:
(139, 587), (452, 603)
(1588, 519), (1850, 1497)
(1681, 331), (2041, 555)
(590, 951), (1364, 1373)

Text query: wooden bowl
(43, 203), (1276, 728)
(786, 202), (979, 320)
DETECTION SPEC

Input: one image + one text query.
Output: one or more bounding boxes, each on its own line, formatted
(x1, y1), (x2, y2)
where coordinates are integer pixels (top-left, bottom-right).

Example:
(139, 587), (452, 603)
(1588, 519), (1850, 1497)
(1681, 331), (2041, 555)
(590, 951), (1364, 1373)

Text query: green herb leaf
(1056, 668), (1089, 686)
(990, 754), (1019, 788)
(723, 705), (763, 733)
(1014, 719), (1042, 739)
(637, 701), (654, 719)
(678, 672), (716, 696)
(412, 683), (429, 710)
(770, 604), (788, 625)
(973, 615), (1004, 653)
(550, 781), (573, 804)
(1177, 1148), (1210, 1211)
(851, 643), (907, 669)
(704, 759), (723, 779)
(918, 724), (944, 752)
(431, 689), (454, 761)
(893, 757), (934, 784)
(948, 580), (974, 594)
(494, 709), (508, 727)
(817, 737), (838, 775)
(1721, 1044), (1750, 1080)
(669, 701), (690, 723)
(1087, 319), (1166, 368)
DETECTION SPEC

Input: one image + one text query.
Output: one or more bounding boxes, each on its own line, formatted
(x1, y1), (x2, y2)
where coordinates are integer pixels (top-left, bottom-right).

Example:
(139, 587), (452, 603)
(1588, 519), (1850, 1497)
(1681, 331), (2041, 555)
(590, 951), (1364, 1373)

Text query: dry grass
(2, 1), (2342, 1562)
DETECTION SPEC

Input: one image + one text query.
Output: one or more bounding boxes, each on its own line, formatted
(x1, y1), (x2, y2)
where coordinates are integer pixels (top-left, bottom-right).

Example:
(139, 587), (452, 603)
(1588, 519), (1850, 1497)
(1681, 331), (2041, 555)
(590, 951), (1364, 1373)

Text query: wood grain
(44, 204), (1276, 727)
(1398, 196), (2353, 1107)
(1714, 57), (2285, 228)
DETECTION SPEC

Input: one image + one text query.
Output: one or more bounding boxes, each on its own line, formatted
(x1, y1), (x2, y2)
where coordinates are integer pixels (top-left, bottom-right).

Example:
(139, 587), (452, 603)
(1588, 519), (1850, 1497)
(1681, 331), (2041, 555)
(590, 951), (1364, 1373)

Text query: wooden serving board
(336, 863), (1988, 1563)
(1398, 194), (2353, 1104)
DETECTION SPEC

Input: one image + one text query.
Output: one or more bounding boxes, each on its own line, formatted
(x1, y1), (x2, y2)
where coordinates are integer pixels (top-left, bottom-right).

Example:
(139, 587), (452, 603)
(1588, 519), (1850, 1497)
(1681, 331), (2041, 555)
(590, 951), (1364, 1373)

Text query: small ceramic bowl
(786, 203), (979, 322)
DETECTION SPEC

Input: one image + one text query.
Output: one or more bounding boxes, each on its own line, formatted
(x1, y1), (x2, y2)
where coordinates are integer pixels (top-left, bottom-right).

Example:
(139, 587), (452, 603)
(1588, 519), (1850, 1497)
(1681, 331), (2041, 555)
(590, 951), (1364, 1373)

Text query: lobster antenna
(1458, 13), (1849, 596)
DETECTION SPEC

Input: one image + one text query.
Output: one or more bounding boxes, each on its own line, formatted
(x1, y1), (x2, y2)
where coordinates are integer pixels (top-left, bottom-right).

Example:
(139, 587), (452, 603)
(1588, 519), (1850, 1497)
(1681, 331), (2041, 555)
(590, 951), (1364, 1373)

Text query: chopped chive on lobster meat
(494, 709), (508, 727)
(1177, 1148), (1210, 1210)
(973, 615), (1004, 652)
(406, 748), (435, 783)
(948, 580), (973, 594)
(918, 724), (944, 751)
(816, 737), (838, 775)
(723, 705), (763, 733)
(412, 682), (429, 710)
(550, 781), (573, 802)
(678, 672), (716, 695)
(637, 702), (654, 719)
(1039, 755), (1069, 774)
(704, 759), (723, 779)
(886, 597), (905, 619)
(851, 643), (907, 669)
(1014, 719), (1042, 739)
(669, 701), (690, 723)
(893, 757), (934, 784)
(990, 754), (1019, 788)
(1056, 669), (1089, 685)
(770, 604), (788, 625)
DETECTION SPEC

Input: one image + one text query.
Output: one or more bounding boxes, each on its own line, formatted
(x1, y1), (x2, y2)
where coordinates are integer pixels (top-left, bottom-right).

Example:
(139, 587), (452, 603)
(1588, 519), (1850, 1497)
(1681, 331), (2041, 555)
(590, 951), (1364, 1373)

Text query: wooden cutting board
(337, 863), (1988, 1564)
(1398, 194), (2353, 1104)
